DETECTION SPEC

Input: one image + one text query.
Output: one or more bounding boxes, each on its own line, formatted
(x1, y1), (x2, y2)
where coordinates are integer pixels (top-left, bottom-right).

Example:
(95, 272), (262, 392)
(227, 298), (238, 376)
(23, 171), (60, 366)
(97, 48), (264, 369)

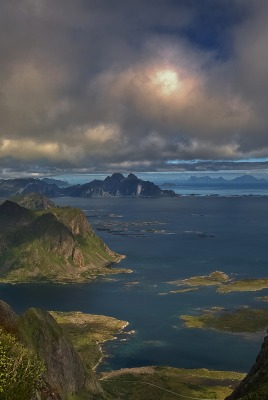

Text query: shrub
(0, 329), (45, 400)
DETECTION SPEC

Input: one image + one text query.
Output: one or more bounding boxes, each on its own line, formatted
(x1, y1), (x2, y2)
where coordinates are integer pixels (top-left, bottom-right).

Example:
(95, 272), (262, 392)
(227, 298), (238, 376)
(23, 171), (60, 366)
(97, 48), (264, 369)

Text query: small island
(217, 278), (268, 293)
(180, 307), (268, 334)
(167, 271), (268, 295)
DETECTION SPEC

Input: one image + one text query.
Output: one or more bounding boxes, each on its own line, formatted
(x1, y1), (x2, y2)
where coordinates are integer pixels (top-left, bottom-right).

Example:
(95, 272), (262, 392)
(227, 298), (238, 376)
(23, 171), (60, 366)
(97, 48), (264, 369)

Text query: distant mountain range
(0, 173), (267, 198)
(161, 174), (268, 187)
(0, 173), (177, 198)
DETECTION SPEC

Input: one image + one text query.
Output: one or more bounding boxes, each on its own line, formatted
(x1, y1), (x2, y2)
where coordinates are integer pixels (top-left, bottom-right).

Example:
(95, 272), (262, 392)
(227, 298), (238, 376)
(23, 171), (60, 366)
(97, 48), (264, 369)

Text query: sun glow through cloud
(151, 69), (181, 95)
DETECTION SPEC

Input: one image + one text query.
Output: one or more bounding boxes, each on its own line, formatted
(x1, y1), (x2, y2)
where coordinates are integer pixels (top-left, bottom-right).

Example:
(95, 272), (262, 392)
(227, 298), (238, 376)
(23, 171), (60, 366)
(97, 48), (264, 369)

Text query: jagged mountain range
(0, 173), (267, 199)
(0, 173), (176, 198)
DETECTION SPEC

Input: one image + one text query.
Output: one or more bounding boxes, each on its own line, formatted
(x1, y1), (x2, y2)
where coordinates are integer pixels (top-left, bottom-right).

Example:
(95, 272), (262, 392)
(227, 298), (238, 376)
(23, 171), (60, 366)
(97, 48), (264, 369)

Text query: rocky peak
(0, 300), (18, 334)
(10, 193), (56, 210)
(127, 173), (139, 180)
(0, 200), (28, 215)
(22, 181), (60, 197)
(0, 200), (34, 227)
(105, 173), (124, 182)
(52, 207), (92, 236)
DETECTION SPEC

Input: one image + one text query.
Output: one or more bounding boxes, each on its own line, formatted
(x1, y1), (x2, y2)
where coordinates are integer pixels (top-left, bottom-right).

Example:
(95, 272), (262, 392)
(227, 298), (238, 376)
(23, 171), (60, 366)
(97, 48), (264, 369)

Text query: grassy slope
(0, 203), (125, 283)
(100, 366), (245, 400)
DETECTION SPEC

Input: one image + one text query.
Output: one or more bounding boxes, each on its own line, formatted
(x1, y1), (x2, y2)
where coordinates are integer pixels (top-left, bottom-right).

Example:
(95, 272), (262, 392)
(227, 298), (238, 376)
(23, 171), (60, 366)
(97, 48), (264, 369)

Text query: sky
(1, 0), (268, 176)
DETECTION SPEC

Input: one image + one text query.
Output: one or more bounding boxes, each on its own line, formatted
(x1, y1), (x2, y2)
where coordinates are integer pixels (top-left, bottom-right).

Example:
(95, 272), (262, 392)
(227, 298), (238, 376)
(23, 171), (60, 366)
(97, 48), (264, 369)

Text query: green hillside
(0, 196), (125, 283)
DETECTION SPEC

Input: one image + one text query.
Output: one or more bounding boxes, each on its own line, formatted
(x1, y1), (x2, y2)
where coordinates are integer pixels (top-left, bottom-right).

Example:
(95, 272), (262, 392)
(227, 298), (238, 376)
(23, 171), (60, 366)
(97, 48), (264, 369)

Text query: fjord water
(2, 196), (268, 373)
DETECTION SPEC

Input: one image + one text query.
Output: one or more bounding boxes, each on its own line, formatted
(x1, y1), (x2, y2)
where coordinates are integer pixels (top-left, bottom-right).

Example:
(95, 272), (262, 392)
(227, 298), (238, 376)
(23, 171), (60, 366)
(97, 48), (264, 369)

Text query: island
(166, 271), (268, 294)
(0, 173), (177, 198)
(180, 307), (268, 334)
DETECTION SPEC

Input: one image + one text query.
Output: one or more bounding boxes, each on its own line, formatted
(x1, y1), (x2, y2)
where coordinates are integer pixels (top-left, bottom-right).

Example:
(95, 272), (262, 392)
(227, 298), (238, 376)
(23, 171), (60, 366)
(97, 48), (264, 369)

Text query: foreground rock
(0, 300), (105, 400)
(226, 332), (268, 399)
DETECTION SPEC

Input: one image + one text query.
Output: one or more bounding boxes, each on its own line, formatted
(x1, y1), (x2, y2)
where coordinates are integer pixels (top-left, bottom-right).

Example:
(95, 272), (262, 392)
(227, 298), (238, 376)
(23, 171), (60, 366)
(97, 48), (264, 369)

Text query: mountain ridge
(0, 173), (177, 197)
(0, 195), (125, 283)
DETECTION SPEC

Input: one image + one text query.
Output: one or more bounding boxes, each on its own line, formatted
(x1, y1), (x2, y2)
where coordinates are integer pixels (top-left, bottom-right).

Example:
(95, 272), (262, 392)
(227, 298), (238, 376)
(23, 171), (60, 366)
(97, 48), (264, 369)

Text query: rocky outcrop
(18, 308), (103, 399)
(63, 173), (177, 197)
(0, 299), (18, 333)
(226, 332), (268, 399)
(10, 193), (56, 210)
(0, 300), (103, 400)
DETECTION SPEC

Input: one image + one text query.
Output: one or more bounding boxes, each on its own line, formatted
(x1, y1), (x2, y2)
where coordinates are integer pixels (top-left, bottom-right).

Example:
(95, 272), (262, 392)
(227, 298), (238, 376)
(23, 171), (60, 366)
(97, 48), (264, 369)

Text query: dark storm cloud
(0, 0), (267, 173)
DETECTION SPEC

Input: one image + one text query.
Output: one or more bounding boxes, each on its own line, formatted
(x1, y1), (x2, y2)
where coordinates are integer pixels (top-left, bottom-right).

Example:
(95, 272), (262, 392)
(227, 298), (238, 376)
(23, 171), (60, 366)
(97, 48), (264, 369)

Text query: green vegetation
(100, 366), (245, 400)
(168, 271), (230, 290)
(10, 193), (56, 210)
(50, 311), (128, 370)
(0, 329), (44, 400)
(181, 308), (268, 333)
(217, 278), (268, 293)
(0, 198), (126, 283)
(168, 271), (268, 295)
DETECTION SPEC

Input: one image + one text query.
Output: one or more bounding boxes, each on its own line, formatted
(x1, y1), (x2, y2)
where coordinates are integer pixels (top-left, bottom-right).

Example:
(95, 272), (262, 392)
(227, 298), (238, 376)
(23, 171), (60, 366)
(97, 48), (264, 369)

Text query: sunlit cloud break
(0, 1), (267, 173)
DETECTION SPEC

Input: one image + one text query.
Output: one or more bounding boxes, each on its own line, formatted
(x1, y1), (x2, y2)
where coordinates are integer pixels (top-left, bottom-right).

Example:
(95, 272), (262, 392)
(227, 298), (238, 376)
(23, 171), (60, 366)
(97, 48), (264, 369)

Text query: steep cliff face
(0, 299), (18, 333)
(18, 308), (103, 399)
(0, 199), (123, 283)
(0, 300), (104, 400)
(226, 332), (268, 399)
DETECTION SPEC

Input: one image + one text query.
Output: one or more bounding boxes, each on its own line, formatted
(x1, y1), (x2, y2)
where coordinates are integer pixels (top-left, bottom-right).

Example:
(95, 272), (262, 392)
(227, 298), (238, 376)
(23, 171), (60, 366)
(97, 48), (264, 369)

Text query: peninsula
(0, 194), (127, 283)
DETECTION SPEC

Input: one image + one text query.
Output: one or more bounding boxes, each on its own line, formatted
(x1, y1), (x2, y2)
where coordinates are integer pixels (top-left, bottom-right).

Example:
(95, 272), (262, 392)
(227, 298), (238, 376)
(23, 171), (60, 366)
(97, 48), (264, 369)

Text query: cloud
(0, 0), (267, 173)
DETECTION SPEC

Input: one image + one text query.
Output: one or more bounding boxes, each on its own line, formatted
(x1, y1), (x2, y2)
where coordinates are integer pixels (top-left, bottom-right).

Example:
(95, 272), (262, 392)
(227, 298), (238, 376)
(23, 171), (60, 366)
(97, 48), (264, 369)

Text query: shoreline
(93, 321), (130, 371)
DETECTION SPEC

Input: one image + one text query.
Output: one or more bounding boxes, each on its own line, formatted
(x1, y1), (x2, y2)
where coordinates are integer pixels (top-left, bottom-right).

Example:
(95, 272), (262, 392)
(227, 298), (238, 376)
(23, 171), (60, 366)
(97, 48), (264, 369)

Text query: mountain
(1, 174), (266, 198)
(10, 192), (56, 210)
(0, 178), (37, 196)
(0, 174), (176, 197)
(183, 175), (268, 185)
(42, 177), (70, 187)
(0, 300), (103, 400)
(232, 175), (267, 183)
(226, 331), (268, 399)
(0, 196), (123, 283)
(63, 173), (177, 197)
(0, 178), (61, 197)
(22, 179), (61, 196)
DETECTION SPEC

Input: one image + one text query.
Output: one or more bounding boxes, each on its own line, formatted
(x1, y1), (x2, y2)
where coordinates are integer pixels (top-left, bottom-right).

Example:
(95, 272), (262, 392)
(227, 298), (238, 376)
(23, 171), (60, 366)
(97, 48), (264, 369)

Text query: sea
(1, 172), (268, 374)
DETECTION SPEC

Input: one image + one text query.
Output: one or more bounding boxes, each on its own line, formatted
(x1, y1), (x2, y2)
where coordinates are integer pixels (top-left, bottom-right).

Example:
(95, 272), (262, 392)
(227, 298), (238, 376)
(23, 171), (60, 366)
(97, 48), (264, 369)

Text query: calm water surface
(1, 196), (268, 373)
